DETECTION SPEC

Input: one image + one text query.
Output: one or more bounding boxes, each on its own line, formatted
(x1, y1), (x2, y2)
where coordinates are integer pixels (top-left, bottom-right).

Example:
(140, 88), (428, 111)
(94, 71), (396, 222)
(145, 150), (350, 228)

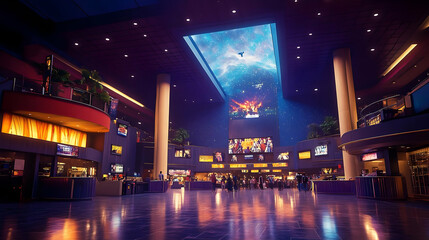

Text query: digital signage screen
(228, 137), (273, 154)
(57, 144), (79, 157)
(111, 145), (123, 155)
(298, 151), (311, 159)
(110, 163), (123, 174)
(199, 155), (213, 162)
(118, 123), (128, 137)
(214, 152), (224, 162)
(277, 152), (289, 160)
(314, 145), (328, 156)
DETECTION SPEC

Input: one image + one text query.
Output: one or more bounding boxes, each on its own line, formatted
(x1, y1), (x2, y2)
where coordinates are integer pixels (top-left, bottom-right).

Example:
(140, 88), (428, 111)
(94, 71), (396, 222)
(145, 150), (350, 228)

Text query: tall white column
(333, 48), (360, 180)
(153, 74), (170, 180)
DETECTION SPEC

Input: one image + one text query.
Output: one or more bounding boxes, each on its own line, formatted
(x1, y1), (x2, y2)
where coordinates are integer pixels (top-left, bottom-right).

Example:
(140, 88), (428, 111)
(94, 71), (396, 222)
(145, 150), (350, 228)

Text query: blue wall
(170, 102), (229, 148)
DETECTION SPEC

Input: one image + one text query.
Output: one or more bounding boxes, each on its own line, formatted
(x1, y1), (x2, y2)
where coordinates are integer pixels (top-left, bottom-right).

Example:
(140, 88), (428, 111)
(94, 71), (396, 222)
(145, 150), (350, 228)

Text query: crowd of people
(209, 173), (301, 192)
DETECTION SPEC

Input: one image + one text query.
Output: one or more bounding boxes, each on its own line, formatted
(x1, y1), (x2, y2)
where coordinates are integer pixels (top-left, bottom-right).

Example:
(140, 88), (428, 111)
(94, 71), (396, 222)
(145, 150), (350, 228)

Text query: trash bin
(122, 181), (134, 195)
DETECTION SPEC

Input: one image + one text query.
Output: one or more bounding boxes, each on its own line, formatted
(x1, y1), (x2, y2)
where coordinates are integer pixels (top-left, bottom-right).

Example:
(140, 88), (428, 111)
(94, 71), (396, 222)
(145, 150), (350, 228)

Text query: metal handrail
(359, 94), (401, 116)
(357, 101), (404, 124)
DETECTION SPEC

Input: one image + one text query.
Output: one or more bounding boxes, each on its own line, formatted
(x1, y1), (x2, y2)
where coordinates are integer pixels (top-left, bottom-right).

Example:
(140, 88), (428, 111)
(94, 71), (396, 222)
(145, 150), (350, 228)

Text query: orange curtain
(1, 113), (87, 147)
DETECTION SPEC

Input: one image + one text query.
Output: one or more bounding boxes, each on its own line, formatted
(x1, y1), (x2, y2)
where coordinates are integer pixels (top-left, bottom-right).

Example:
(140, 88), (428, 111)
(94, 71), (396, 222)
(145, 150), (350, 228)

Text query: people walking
(210, 173), (217, 192)
(258, 174), (264, 190)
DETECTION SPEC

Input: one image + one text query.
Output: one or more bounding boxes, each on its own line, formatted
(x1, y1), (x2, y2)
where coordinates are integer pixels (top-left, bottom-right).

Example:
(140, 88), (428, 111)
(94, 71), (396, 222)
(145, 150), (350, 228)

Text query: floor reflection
(1, 188), (428, 239)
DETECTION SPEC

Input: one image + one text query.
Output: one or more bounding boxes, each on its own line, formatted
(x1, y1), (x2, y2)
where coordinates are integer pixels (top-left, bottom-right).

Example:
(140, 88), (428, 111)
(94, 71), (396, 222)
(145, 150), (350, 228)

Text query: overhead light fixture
(357, 97), (361, 100)
(124, 54), (128, 57)
(74, 42), (79, 46)
(98, 81), (144, 107)
(295, 0), (298, 2)
(367, 29), (371, 32)
(370, 48), (375, 51)
(295, 89), (299, 92)
(28, 113), (32, 116)
(47, 116), (51, 118)
(373, 13), (379, 17)
(105, 38), (110, 41)
(382, 44), (417, 76)
(133, 22), (138, 26)
(138, 122), (141, 125)
(297, 56), (301, 59)
(210, 98), (213, 101)
(186, 18), (191, 22)
(314, 88), (318, 91)
(131, 75), (135, 78)
(143, 34), (147, 37)
(309, 33), (313, 36)
(232, 10), (237, 14)
(317, 12), (321, 16)
(173, 84), (177, 87)
(297, 46), (301, 49)
(164, 49), (168, 52)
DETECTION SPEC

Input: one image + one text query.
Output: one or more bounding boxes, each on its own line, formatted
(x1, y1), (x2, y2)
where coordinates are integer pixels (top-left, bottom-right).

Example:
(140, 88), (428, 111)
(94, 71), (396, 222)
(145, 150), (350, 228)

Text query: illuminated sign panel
(314, 145), (328, 156)
(272, 169), (282, 173)
(298, 151), (311, 159)
(253, 164), (268, 168)
(199, 155), (214, 162)
(261, 169), (270, 173)
(230, 164), (247, 168)
(362, 153), (378, 161)
(212, 164), (225, 168)
(272, 163), (288, 167)
(251, 170), (259, 173)
(241, 170), (249, 173)
(277, 152), (289, 160)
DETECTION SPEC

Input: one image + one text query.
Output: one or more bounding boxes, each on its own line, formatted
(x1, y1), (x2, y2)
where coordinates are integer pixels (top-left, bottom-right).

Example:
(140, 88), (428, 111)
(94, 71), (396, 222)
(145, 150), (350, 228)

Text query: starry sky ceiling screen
(187, 24), (280, 120)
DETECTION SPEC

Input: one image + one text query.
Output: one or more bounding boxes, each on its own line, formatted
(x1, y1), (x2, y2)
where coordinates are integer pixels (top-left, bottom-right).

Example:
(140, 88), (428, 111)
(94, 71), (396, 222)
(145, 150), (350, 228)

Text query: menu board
(57, 144), (79, 157)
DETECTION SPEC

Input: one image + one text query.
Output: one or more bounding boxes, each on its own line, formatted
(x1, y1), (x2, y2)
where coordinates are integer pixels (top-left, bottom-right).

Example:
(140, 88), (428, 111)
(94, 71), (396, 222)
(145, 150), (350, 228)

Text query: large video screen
(228, 137), (273, 154)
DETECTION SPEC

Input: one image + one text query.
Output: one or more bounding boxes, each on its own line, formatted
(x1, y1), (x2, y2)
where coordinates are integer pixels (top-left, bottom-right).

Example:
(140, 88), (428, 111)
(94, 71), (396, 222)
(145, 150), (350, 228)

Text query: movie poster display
(228, 137), (273, 154)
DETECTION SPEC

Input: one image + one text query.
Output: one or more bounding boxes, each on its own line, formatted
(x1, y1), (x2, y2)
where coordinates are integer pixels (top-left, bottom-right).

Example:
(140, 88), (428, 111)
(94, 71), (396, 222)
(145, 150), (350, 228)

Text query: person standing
(258, 174), (264, 190)
(210, 173), (217, 192)
(221, 176), (226, 191)
(302, 174), (309, 192)
(233, 175), (238, 191)
(296, 174), (302, 191)
(159, 171), (164, 181)
(227, 175), (233, 192)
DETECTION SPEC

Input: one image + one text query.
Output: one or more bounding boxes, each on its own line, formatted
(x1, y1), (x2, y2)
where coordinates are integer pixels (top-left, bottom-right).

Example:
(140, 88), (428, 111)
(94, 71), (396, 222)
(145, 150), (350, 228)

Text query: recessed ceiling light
(143, 34), (147, 37)
(373, 13), (379, 17)
(76, 125), (80, 127)
(295, 89), (299, 92)
(295, 0), (298, 2)
(367, 29), (372, 32)
(74, 42), (79, 46)
(210, 98), (213, 101)
(186, 18), (191, 22)
(164, 49), (168, 52)
(105, 38), (110, 41)
(309, 33), (313, 36)
(47, 116), (51, 118)
(192, 100), (195, 103)
(138, 122), (141, 125)
(314, 88), (318, 91)
(133, 22), (138, 26)
(232, 10), (237, 14)
(124, 54), (128, 57)
(317, 12), (321, 16)
(28, 113), (32, 116)
(297, 46), (301, 49)
(173, 84), (177, 87)
(370, 48), (375, 51)
(357, 97), (361, 100)
(131, 75), (135, 78)
(392, 81), (396, 84)
(297, 56), (301, 59)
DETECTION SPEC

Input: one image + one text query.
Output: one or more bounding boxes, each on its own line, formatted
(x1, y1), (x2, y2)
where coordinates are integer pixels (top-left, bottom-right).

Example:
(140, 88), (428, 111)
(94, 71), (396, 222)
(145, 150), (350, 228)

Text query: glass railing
(357, 95), (405, 128)
(10, 77), (110, 113)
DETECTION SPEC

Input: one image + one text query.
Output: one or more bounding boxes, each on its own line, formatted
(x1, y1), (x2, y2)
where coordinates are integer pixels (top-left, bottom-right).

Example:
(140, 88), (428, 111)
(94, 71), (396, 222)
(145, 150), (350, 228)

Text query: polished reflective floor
(1, 188), (429, 240)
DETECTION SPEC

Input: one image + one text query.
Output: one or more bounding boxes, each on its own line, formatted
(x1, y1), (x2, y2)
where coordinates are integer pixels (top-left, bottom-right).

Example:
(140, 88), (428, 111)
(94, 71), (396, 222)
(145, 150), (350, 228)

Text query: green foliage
(307, 123), (322, 139)
(320, 116), (339, 136)
(80, 69), (110, 103)
(171, 128), (190, 145)
(307, 116), (340, 139)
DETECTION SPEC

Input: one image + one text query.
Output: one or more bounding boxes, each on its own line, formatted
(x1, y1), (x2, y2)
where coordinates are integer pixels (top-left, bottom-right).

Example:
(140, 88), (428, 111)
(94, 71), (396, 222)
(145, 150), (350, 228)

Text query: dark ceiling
(10, 0), (429, 111)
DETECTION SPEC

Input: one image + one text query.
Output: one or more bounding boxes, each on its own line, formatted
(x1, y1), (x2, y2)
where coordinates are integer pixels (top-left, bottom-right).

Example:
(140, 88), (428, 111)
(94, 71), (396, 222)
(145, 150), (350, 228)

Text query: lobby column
(153, 74), (170, 180)
(333, 48), (360, 180)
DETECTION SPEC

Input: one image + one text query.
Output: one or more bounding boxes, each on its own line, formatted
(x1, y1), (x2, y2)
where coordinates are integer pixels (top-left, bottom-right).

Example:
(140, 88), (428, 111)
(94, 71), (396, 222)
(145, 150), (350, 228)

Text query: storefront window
(56, 157), (98, 177)
(38, 155), (53, 177)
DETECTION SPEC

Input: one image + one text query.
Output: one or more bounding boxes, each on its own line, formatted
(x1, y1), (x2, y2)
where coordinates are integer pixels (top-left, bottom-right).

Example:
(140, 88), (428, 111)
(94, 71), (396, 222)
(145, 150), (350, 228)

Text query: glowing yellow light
(199, 155), (213, 162)
(382, 44), (417, 77)
(211, 164), (224, 168)
(299, 151), (311, 159)
(251, 170), (259, 173)
(98, 81), (144, 107)
(230, 164), (247, 168)
(273, 163), (288, 167)
(273, 169), (282, 173)
(253, 164), (268, 168)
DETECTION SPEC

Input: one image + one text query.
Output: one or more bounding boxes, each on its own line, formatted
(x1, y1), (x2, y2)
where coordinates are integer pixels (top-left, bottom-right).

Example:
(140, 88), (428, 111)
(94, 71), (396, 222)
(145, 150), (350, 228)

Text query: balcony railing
(10, 77), (110, 113)
(357, 94), (405, 128)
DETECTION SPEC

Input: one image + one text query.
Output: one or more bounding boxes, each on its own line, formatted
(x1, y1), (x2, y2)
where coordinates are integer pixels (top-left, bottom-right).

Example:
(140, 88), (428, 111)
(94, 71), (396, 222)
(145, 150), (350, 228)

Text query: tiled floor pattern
(1, 188), (429, 239)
